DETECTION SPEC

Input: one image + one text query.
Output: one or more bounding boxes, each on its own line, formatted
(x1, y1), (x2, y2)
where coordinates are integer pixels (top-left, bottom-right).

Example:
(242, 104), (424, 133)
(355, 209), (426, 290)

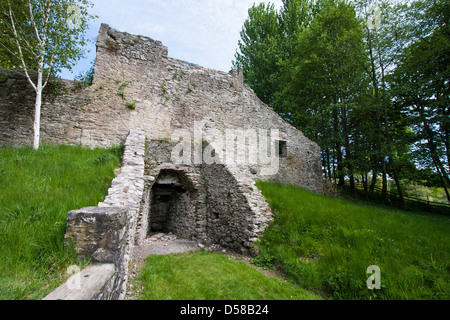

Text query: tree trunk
(433, 159), (450, 203)
(363, 172), (369, 197)
(325, 147), (332, 181)
(342, 104), (355, 194)
(382, 104), (405, 207)
(33, 68), (43, 150)
(336, 146), (345, 187)
(391, 166), (406, 207)
(370, 169), (377, 193)
(378, 46), (405, 206)
(377, 105), (390, 205)
(366, 24), (390, 205)
(444, 127), (450, 174)
(333, 105), (345, 187)
(419, 103), (450, 202)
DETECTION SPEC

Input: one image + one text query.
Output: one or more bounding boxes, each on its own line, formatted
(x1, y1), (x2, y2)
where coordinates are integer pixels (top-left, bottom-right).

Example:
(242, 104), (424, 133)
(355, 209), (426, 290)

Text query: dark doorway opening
(148, 169), (194, 236)
(149, 184), (184, 233)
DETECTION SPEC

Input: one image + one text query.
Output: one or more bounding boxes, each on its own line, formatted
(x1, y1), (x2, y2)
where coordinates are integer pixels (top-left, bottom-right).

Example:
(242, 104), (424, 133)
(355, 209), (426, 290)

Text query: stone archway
(149, 170), (190, 234)
(146, 167), (208, 243)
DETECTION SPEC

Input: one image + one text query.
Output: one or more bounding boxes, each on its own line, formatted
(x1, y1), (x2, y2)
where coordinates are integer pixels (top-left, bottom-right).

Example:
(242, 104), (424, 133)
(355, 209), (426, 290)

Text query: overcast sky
(60, 0), (283, 80)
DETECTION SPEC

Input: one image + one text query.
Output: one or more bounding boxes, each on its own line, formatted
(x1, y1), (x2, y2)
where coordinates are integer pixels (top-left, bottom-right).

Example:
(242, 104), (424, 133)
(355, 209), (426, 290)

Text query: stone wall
(201, 162), (271, 254)
(46, 130), (146, 300)
(0, 70), (88, 146)
(62, 206), (130, 300)
(132, 138), (272, 254)
(97, 129), (146, 298)
(0, 23), (322, 193)
(134, 140), (209, 245)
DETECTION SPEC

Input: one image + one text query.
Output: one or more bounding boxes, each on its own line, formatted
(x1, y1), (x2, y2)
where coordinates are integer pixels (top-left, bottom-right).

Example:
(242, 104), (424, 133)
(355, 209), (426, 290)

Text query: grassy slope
(254, 181), (450, 300)
(2, 144), (448, 301)
(138, 251), (321, 300)
(0, 144), (121, 300)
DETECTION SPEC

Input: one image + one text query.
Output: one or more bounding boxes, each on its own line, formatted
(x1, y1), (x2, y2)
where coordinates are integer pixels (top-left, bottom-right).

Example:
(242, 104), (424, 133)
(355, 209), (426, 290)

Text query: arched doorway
(148, 169), (206, 241)
(150, 174), (185, 233)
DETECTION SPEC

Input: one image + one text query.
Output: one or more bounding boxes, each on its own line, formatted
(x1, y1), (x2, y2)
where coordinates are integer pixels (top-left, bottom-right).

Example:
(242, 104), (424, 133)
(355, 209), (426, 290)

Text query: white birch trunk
(33, 66), (43, 150)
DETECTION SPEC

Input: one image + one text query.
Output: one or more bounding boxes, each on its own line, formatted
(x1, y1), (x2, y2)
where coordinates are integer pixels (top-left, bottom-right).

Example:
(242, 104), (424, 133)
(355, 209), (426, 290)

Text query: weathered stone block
(65, 206), (130, 264)
(43, 264), (115, 301)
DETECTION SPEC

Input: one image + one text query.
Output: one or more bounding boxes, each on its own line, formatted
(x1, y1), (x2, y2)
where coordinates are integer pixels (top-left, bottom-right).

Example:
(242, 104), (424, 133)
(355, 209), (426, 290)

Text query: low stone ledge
(43, 264), (115, 300)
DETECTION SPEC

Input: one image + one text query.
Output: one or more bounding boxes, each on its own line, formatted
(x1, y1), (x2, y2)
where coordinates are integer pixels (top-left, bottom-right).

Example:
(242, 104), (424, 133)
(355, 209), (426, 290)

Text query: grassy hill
(135, 182), (449, 301)
(252, 181), (450, 300)
(1, 144), (448, 300)
(0, 144), (121, 300)
(137, 251), (321, 300)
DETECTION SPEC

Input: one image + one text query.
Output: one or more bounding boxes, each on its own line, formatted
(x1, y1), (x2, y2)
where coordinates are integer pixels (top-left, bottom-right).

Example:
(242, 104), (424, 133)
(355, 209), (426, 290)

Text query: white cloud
(60, 0), (283, 79)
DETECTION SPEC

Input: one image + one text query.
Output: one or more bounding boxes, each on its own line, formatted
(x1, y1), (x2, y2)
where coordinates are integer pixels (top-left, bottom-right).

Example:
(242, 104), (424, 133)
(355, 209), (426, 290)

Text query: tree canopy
(234, 0), (450, 204)
(0, 0), (96, 149)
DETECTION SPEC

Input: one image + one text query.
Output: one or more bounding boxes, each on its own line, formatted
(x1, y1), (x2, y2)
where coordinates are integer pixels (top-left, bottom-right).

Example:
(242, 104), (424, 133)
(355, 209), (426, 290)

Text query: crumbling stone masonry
(0, 23), (322, 192)
(133, 138), (273, 255)
(1, 24), (324, 300)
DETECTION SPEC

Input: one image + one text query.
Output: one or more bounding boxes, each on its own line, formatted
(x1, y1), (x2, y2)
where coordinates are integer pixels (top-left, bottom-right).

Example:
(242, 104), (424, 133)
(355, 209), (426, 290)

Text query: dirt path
(132, 233), (201, 259)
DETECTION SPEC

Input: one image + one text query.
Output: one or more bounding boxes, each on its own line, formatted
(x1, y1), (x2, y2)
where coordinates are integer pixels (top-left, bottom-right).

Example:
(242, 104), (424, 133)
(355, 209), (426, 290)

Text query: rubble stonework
(0, 23), (322, 193)
(1, 24), (324, 300)
(61, 130), (146, 300)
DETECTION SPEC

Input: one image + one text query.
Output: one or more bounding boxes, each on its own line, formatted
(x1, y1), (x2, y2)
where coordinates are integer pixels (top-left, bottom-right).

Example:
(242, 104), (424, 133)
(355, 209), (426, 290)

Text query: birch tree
(0, 0), (95, 149)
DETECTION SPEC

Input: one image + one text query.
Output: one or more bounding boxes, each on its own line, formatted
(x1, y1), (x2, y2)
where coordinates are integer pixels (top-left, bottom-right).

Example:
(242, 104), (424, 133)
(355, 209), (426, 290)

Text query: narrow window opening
(278, 140), (287, 158)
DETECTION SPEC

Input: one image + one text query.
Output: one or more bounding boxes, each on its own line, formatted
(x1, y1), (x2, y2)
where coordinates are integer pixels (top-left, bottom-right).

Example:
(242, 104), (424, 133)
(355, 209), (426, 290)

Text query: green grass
(3, 144), (447, 301)
(0, 144), (121, 300)
(254, 181), (450, 300)
(138, 251), (321, 300)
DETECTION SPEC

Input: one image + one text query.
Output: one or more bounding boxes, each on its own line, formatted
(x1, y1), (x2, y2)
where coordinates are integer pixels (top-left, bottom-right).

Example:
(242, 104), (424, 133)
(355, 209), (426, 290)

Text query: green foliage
(160, 78), (168, 95)
(116, 80), (131, 100)
(138, 251), (320, 300)
(233, 2), (281, 106)
(251, 253), (276, 271)
(117, 91), (126, 99)
(118, 80), (130, 91)
(389, 0), (450, 201)
(105, 38), (120, 53)
(126, 100), (136, 110)
(0, 144), (121, 300)
(0, 0), (36, 70)
(0, 0), (97, 76)
(0, 0), (97, 149)
(43, 78), (68, 98)
(235, 0), (449, 202)
(186, 81), (196, 94)
(160, 79), (170, 104)
(255, 181), (450, 300)
(74, 60), (95, 87)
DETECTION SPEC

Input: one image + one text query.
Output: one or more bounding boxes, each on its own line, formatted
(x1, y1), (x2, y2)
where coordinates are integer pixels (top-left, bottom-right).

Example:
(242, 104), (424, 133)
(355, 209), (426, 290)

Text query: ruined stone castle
(0, 24), (323, 300)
